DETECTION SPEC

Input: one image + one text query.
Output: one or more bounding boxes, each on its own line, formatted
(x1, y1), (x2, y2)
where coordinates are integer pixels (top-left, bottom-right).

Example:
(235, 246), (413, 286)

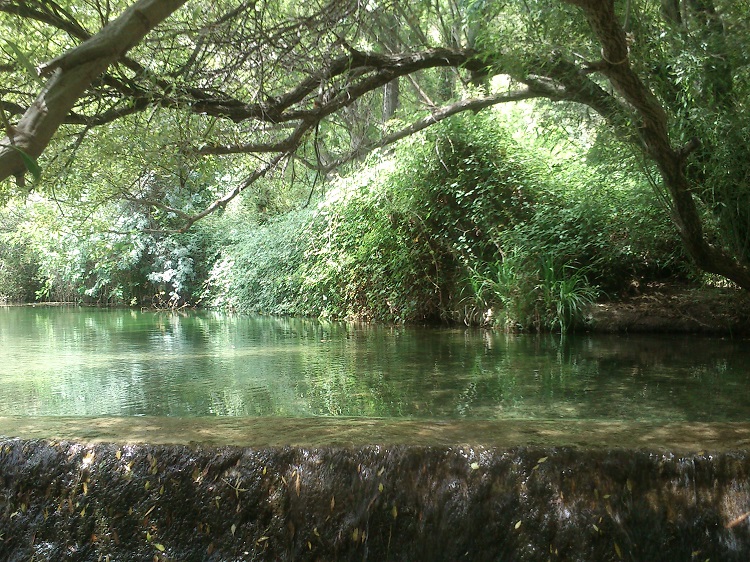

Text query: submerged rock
(0, 439), (749, 561)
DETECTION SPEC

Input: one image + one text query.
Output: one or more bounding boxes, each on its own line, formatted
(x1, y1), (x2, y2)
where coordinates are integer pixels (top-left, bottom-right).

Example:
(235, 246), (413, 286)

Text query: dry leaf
(726, 511), (750, 529)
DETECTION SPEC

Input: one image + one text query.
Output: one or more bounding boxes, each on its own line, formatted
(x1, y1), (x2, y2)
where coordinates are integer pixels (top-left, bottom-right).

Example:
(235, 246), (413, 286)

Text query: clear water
(1, 306), (748, 423)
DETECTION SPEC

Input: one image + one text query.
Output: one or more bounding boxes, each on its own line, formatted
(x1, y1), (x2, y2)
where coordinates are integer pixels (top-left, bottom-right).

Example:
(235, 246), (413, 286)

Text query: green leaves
(8, 145), (42, 183)
(3, 40), (44, 86)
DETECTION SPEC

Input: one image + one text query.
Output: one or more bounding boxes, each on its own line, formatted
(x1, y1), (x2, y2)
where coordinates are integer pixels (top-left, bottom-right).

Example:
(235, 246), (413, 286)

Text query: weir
(1, 419), (750, 561)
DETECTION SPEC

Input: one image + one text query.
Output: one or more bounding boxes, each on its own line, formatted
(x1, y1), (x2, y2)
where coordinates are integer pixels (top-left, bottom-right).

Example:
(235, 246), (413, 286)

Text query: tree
(0, 0), (186, 184)
(1, 1), (750, 288)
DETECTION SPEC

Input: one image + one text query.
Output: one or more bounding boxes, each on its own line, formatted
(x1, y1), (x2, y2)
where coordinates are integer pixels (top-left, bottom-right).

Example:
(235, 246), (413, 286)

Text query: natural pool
(1, 305), (749, 424)
(2, 307), (750, 561)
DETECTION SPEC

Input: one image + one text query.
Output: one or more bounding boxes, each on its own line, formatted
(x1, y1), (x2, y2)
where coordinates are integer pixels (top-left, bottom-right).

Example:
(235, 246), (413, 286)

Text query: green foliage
(0, 207), (40, 303)
(201, 208), (312, 314)
(205, 111), (682, 330)
(292, 113), (537, 323)
(0, 199), (214, 306)
(466, 253), (598, 332)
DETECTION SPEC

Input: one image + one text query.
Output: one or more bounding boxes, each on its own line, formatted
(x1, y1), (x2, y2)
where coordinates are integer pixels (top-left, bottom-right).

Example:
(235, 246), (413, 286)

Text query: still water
(0, 306), (748, 422)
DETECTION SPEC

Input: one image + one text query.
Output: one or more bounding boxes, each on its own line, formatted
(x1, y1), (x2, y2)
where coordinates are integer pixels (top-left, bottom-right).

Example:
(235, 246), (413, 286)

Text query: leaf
(470, 462), (480, 470)
(154, 543), (165, 552)
(614, 542), (622, 559)
(4, 41), (44, 86)
(231, 523), (236, 536)
(8, 145), (41, 183)
(514, 520), (522, 530)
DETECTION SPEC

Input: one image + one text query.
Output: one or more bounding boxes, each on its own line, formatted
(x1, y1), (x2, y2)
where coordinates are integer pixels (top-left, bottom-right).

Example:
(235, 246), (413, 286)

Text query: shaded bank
(1, 438), (749, 561)
(586, 285), (750, 335)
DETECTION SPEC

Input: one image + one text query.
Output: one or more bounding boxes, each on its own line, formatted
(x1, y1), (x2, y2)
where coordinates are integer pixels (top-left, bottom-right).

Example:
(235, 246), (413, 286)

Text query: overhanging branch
(0, 0), (187, 183)
(318, 90), (540, 172)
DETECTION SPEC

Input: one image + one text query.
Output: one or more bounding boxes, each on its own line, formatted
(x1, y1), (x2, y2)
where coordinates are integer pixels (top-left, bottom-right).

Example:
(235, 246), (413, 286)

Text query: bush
(289, 113), (539, 323)
(206, 111), (686, 331)
(0, 233), (40, 303)
(201, 208), (312, 314)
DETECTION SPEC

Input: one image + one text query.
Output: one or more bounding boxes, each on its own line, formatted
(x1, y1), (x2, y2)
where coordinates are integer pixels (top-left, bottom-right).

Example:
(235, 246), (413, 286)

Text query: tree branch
(0, 0), (187, 183)
(317, 90), (539, 172)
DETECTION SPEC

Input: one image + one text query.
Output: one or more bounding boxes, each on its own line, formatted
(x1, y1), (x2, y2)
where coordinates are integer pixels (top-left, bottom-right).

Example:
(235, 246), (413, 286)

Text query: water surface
(1, 306), (748, 424)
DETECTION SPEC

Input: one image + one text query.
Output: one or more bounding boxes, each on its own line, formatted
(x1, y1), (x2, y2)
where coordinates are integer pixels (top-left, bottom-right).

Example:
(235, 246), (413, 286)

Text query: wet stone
(0, 439), (749, 561)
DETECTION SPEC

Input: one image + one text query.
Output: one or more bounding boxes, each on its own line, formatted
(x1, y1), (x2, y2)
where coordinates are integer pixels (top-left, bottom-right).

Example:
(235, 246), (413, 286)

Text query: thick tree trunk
(565, 0), (750, 289)
(0, 0), (186, 184)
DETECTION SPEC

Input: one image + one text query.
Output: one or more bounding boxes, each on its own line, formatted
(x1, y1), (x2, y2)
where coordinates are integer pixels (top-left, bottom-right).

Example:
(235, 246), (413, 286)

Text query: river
(1, 305), (748, 423)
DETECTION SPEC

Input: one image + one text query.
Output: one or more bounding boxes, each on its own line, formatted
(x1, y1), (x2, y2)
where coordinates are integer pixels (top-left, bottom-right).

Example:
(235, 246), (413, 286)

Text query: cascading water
(1, 440), (748, 561)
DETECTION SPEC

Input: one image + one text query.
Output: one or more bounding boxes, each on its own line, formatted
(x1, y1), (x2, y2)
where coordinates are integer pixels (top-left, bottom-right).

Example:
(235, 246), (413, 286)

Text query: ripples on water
(0, 306), (748, 423)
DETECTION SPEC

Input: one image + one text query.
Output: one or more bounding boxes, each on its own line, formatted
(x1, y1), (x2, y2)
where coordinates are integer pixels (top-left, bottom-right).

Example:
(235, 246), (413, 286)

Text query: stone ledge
(2, 416), (750, 452)
(0, 438), (749, 561)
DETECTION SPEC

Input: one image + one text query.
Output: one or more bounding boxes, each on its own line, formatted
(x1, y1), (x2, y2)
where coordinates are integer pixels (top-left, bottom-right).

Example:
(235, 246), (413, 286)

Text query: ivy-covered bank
(1, 439), (749, 561)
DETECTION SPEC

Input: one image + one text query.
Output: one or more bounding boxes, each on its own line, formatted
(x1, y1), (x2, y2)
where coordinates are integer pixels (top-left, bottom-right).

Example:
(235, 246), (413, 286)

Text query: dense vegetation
(198, 111), (684, 329)
(0, 1), (749, 330)
(1, 109), (685, 330)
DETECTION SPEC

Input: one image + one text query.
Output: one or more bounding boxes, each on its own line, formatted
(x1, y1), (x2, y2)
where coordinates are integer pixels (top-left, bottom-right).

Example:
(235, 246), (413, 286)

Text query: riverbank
(586, 283), (750, 335)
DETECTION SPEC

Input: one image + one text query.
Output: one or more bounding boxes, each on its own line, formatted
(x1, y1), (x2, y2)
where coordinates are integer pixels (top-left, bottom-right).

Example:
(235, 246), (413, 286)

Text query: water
(1, 306), (748, 423)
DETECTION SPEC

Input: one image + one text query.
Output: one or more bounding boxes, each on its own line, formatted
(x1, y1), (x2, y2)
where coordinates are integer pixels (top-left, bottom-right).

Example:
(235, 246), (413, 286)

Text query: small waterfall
(1, 439), (749, 561)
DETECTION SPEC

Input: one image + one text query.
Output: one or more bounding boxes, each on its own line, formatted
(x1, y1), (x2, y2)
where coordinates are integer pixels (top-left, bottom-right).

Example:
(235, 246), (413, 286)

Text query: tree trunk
(382, 78), (400, 122)
(0, 0), (186, 184)
(565, 0), (750, 289)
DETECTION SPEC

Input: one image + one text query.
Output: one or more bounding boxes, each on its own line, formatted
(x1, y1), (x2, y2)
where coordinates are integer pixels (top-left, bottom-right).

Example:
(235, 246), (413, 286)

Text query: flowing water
(1, 306), (748, 424)
(4, 307), (749, 560)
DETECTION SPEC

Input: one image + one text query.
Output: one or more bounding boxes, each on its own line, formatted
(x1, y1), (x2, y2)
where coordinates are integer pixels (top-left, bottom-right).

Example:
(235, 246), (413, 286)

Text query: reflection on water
(0, 306), (748, 422)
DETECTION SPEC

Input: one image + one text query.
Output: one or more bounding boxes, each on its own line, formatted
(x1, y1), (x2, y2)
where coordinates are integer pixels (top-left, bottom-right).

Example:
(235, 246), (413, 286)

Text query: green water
(1, 306), (748, 422)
